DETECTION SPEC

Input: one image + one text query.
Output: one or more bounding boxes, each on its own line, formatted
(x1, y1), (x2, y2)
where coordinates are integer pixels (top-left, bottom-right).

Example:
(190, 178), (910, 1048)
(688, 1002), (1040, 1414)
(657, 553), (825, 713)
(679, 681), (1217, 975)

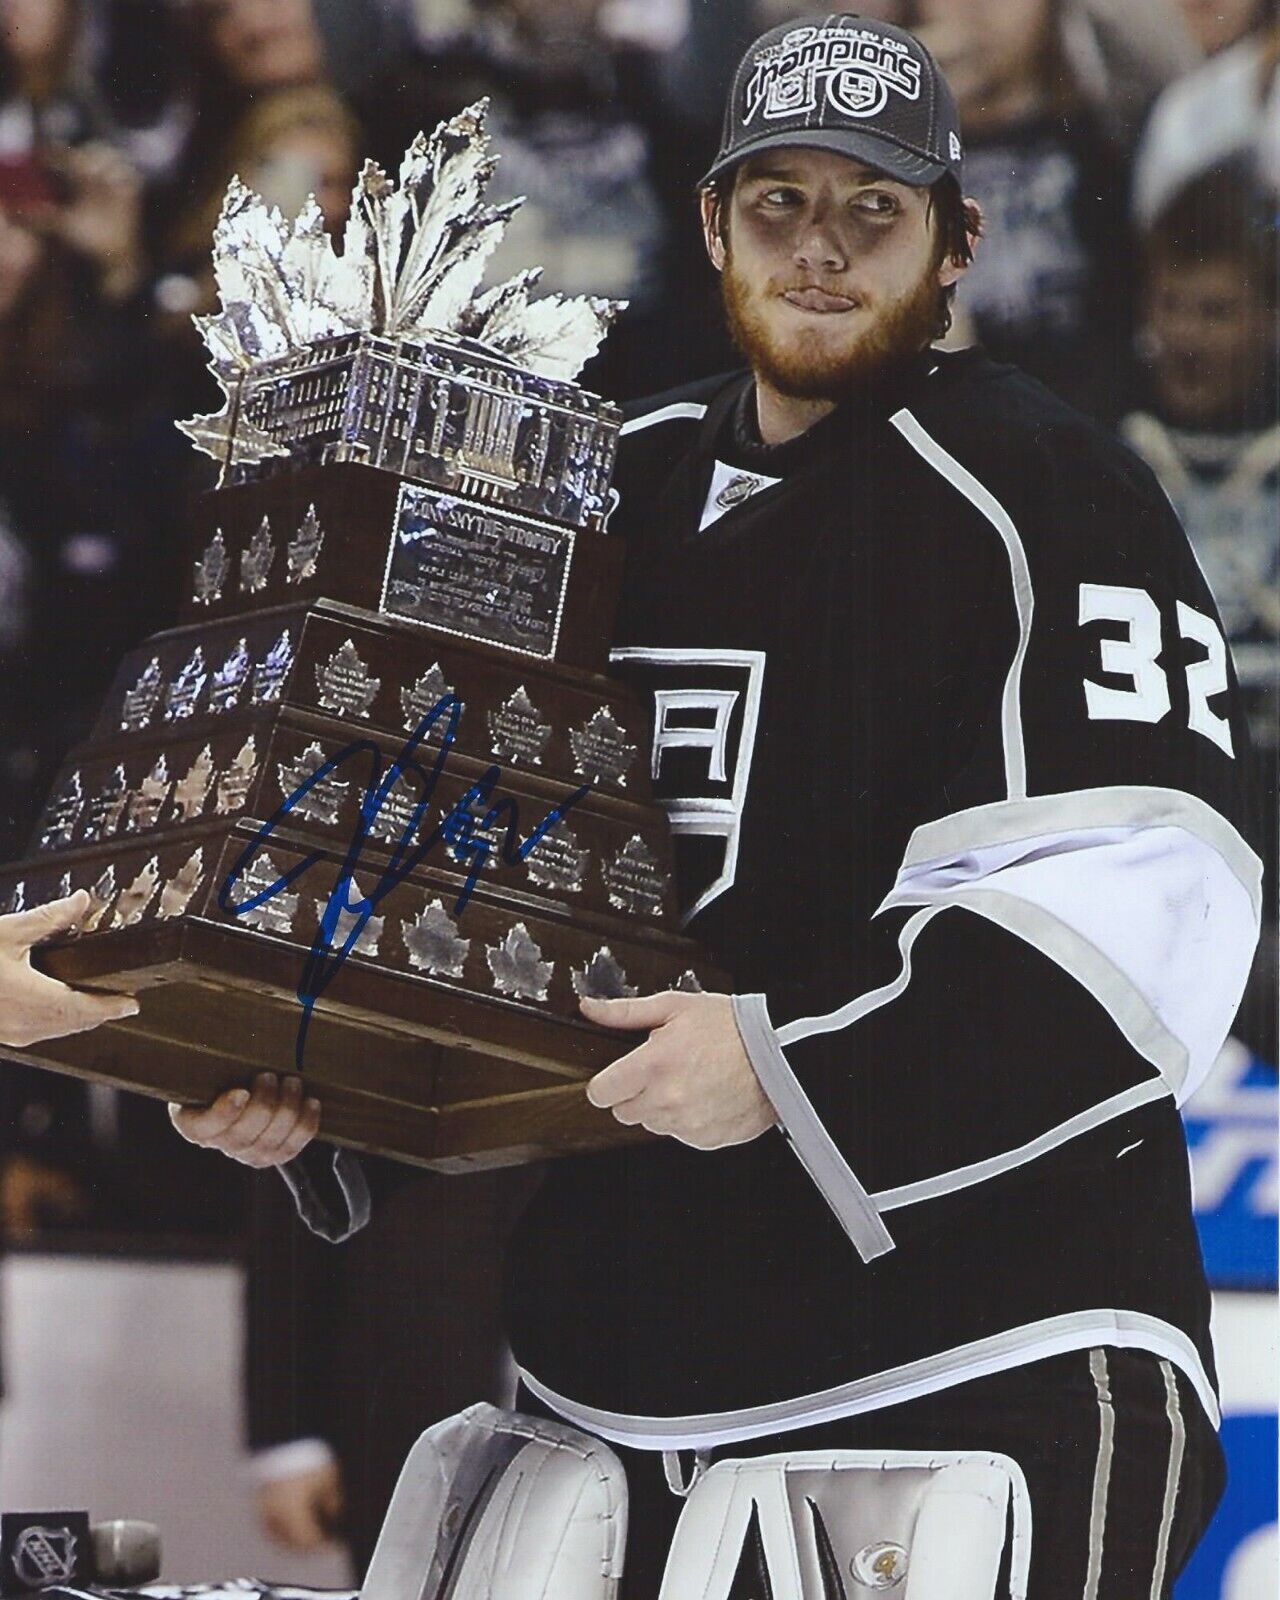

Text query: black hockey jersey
(504, 349), (1263, 1451)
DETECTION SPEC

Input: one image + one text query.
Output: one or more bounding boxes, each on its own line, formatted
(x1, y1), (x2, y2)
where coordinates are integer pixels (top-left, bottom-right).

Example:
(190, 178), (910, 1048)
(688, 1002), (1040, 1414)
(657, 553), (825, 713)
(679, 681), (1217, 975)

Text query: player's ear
(937, 196), (982, 290)
(700, 188), (727, 272)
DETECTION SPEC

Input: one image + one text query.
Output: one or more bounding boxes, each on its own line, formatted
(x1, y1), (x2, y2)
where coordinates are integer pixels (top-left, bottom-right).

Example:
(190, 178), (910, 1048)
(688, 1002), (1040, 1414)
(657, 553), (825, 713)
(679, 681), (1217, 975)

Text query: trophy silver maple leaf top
(179, 100), (623, 467)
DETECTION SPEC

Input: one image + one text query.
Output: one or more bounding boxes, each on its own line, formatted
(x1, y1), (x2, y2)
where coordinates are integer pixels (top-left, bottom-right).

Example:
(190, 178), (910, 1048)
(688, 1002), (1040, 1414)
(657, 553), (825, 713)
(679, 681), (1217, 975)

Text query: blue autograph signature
(218, 693), (590, 1069)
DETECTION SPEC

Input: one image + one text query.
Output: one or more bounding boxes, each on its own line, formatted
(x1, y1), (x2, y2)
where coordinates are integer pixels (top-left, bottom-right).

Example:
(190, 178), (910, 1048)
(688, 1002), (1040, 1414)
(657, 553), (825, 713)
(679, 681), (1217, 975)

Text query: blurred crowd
(0, 0), (1273, 1575)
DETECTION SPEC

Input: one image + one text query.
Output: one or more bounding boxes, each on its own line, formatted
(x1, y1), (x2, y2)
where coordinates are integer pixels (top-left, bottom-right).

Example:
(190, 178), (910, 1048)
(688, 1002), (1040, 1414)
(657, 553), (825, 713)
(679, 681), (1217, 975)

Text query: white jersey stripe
(900, 786), (1263, 919)
(891, 408), (1034, 800)
(518, 1309), (1221, 1454)
(883, 827), (1260, 1103)
(620, 401), (709, 436)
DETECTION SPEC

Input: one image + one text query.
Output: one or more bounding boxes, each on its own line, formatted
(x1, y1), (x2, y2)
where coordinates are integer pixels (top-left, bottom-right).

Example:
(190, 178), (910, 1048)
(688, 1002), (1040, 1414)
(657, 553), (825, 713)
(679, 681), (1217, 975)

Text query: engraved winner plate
(382, 484), (573, 659)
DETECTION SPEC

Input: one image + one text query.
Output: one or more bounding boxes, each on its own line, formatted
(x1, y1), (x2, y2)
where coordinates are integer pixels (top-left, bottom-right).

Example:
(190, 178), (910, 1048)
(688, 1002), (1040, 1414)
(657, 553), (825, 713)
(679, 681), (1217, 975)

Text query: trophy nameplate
(3, 106), (723, 1172)
(383, 486), (573, 659)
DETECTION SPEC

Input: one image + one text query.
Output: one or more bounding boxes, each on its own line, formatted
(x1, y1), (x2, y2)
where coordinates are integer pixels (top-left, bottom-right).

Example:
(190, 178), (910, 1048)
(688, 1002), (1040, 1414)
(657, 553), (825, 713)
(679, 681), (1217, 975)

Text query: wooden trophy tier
(6, 469), (720, 1171)
(180, 462), (626, 674)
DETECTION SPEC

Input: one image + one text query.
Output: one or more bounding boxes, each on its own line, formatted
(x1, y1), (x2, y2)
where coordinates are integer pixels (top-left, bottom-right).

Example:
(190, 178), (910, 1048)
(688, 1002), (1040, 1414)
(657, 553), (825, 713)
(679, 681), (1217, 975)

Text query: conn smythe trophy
(2, 104), (721, 1170)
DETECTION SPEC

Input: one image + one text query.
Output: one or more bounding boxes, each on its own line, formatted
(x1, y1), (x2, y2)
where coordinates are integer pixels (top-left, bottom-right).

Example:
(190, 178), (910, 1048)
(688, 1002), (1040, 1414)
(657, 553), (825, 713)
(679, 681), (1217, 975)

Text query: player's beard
(721, 249), (941, 401)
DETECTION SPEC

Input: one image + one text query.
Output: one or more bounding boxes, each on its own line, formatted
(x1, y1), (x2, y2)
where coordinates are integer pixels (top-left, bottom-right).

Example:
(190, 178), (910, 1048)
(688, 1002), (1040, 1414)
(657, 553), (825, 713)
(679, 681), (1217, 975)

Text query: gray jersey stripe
(890, 409), (1034, 801)
(519, 1311), (1220, 1453)
(1150, 1361), (1186, 1599)
(1084, 1349), (1116, 1600)
(619, 402), (708, 436)
(871, 1078), (1170, 1212)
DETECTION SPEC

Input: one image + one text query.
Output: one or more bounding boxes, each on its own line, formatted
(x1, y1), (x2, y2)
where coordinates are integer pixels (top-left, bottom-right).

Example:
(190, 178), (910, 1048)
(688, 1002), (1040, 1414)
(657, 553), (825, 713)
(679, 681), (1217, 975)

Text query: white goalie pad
(658, 1450), (1032, 1600)
(360, 1402), (627, 1600)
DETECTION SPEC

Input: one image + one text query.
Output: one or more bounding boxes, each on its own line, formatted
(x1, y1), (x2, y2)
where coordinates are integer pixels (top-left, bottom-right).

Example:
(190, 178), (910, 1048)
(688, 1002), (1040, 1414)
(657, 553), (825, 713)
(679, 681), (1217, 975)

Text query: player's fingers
(606, 1091), (650, 1127)
(585, 1042), (656, 1108)
(249, 1076), (311, 1157)
(268, 1096), (321, 1165)
(215, 1073), (287, 1153)
(579, 992), (682, 1032)
(169, 1087), (252, 1146)
(4, 890), (92, 949)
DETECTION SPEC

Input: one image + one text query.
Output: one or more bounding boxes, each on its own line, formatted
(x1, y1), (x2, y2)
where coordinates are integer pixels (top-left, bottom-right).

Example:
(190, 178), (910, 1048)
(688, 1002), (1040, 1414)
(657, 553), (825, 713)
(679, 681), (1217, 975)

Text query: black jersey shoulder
(899, 351), (1191, 572)
(906, 351), (1161, 490)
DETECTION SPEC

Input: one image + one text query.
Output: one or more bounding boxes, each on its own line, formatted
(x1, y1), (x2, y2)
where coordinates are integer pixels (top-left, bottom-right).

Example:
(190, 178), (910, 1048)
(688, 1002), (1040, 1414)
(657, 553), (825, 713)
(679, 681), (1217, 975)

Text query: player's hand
(583, 991), (778, 1150)
(168, 1073), (320, 1167)
(0, 891), (140, 1047)
(256, 1460), (345, 1551)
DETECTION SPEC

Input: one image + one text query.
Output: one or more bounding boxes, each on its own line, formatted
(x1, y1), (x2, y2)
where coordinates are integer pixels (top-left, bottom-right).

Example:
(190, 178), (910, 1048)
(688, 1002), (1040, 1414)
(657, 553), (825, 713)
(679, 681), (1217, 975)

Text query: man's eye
(759, 188), (802, 207)
(855, 191), (900, 215)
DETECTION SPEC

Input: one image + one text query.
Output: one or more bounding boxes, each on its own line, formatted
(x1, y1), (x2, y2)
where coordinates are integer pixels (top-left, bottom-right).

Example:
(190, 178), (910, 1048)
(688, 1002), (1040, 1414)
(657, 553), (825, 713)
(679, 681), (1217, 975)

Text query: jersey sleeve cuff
(278, 1146), (371, 1243)
(731, 992), (895, 1263)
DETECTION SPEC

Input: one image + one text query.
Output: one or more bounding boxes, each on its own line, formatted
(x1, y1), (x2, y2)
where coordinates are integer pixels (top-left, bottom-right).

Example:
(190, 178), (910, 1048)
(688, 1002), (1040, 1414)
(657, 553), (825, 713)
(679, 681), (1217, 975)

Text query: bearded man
(174, 15), (1261, 1596)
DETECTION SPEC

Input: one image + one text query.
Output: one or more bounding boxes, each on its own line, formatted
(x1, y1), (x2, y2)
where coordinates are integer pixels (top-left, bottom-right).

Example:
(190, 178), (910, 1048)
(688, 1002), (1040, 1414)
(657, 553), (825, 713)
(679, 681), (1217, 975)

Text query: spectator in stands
(151, 82), (361, 428)
(1122, 163), (1278, 1064)
(0, 144), (172, 859)
(1132, 10), (1278, 227)
(904, 0), (1138, 420)
(0, 0), (115, 157)
(156, 84), (359, 320)
(151, 0), (393, 225)
(360, 0), (719, 397)
(1123, 163), (1278, 752)
(470, 0), (675, 395)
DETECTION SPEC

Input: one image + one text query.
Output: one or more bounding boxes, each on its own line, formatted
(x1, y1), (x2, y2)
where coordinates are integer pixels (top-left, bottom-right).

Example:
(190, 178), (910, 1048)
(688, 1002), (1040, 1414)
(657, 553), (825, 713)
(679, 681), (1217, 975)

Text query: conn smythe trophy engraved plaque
(2, 104), (720, 1170)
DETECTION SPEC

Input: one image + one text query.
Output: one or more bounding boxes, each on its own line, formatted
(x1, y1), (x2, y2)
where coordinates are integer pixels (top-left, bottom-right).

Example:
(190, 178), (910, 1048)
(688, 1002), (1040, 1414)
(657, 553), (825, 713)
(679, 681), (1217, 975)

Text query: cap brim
(698, 126), (947, 190)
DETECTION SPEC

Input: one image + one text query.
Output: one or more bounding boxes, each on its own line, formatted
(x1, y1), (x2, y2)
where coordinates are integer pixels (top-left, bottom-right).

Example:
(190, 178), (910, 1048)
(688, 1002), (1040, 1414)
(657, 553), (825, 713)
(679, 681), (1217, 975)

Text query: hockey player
(173, 14), (1263, 1596)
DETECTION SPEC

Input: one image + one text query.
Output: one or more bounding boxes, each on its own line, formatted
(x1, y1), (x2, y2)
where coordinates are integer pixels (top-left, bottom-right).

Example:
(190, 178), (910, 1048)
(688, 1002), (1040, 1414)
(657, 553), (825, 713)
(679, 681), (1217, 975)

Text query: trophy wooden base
(26, 915), (654, 1171)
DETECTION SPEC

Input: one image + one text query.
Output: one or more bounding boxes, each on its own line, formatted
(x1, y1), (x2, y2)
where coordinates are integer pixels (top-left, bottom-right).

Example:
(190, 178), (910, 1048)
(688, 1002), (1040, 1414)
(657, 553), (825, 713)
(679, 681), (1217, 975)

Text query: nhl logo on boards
(1, 1512), (91, 1592)
(743, 24), (923, 125)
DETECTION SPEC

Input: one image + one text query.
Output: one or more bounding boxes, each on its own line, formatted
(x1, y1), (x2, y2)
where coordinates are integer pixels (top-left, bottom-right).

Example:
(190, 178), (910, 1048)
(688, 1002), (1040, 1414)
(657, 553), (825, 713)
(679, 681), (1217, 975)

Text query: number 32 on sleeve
(1078, 582), (1234, 758)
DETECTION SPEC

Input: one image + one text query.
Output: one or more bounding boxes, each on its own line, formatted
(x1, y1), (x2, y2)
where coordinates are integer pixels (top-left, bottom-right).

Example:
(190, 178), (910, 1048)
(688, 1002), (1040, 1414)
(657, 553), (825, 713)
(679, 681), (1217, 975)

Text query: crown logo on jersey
(743, 24), (922, 125)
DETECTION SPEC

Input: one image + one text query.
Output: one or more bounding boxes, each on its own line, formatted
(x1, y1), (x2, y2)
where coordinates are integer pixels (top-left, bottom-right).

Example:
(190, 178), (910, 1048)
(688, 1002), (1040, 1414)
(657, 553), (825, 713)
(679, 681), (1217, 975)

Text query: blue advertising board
(1176, 1045), (1277, 1599)
(1184, 1044), (1277, 1290)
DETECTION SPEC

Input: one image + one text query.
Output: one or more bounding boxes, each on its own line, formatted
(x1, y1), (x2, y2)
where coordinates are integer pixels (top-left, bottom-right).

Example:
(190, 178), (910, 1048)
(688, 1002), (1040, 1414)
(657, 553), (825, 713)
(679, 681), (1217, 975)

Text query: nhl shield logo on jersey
(716, 472), (764, 512)
(699, 461), (783, 531)
(742, 24), (923, 125)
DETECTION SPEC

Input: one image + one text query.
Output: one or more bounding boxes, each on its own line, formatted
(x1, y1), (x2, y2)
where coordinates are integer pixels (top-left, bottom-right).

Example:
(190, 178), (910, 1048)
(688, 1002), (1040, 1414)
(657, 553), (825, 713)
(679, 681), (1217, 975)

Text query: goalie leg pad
(657, 1449), (1032, 1600)
(361, 1402), (628, 1600)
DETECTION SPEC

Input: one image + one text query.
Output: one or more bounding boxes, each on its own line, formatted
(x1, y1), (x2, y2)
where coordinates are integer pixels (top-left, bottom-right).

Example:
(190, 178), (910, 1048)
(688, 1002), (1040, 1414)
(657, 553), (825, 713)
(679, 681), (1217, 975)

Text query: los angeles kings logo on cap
(743, 23), (923, 124)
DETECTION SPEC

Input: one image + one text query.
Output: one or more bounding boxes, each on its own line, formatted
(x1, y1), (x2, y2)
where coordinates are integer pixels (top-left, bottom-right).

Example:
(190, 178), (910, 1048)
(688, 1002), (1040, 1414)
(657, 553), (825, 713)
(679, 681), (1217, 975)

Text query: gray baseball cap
(700, 13), (964, 190)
